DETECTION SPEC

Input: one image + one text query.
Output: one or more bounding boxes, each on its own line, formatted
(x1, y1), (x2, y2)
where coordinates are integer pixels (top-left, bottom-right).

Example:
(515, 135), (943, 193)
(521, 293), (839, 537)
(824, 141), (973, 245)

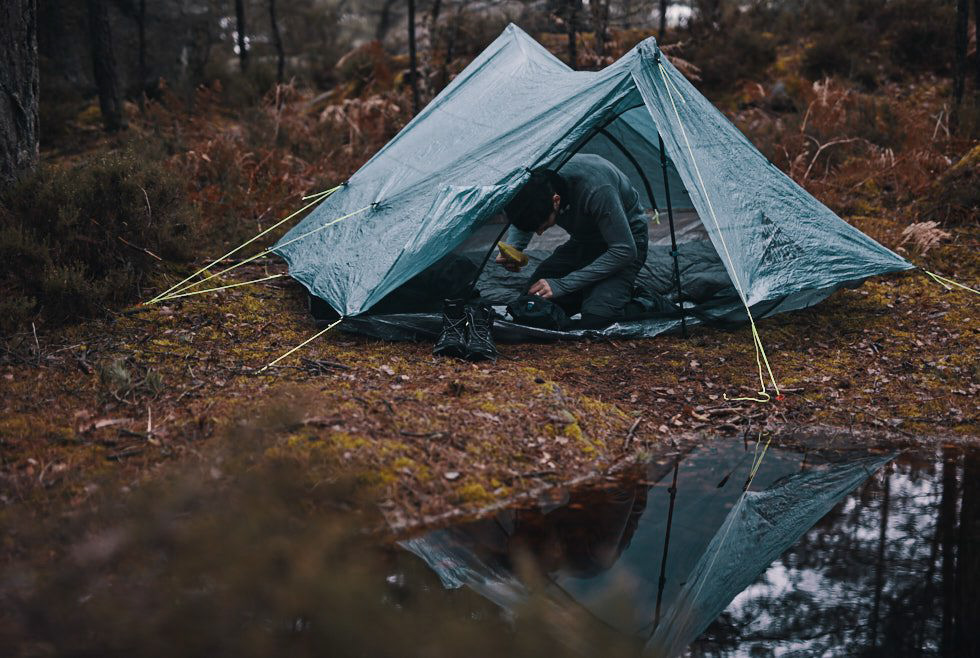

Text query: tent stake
(658, 134), (687, 337)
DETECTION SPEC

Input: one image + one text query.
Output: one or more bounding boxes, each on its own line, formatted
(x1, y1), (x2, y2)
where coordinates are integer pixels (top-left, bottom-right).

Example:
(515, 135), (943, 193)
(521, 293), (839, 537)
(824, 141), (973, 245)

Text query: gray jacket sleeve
(504, 225), (533, 251)
(548, 185), (637, 296)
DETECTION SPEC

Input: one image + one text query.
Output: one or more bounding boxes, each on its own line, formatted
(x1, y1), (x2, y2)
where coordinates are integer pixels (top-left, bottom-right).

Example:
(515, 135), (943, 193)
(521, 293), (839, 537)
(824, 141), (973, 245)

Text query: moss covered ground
(1, 33), (978, 553)
(1, 209), (975, 540)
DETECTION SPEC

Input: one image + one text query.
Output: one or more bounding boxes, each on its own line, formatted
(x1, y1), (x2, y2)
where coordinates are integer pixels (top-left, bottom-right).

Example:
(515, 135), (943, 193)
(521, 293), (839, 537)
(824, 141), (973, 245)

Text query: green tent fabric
(274, 24), (912, 334)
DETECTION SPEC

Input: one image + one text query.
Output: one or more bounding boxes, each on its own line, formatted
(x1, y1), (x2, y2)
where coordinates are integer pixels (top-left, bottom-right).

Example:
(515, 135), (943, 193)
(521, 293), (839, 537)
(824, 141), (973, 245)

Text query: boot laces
(443, 314), (467, 337)
(469, 309), (492, 342)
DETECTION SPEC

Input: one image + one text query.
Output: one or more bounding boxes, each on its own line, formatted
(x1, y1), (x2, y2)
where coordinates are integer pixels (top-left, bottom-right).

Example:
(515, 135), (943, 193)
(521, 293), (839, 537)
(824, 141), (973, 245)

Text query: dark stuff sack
(506, 295), (571, 330)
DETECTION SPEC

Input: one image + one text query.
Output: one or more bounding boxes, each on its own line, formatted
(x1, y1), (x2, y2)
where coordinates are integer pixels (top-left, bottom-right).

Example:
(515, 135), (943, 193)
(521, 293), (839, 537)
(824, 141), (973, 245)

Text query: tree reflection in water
(695, 447), (980, 657)
(402, 441), (980, 656)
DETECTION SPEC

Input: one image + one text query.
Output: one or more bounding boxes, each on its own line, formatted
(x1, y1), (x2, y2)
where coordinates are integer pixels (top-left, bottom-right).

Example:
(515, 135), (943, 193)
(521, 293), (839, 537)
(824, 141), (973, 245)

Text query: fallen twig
(625, 416), (643, 451)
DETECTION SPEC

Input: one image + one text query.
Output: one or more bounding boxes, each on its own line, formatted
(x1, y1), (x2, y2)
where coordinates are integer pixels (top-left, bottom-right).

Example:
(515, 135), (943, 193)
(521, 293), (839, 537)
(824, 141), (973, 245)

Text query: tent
(274, 24), (912, 340)
(400, 443), (893, 654)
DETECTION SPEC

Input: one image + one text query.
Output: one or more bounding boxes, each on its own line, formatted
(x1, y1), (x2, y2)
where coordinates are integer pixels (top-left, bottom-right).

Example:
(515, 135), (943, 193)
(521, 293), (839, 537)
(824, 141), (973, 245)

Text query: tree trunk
(269, 0), (284, 84)
(87, 0), (125, 133)
(375, 0), (397, 43)
(566, 0), (579, 69)
(590, 0), (611, 58)
(137, 0), (146, 113)
(952, 0), (969, 130)
(0, 0), (39, 186)
(408, 0), (420, 114)
(955, 450), (979, 655)
(940, 449), (958, 655)
(234, 0), (248, 72)
(429, 0), (443, 30)
(440, 3), (463, 89)
(975, 0), (979, 89)
(659, 0), (668, 41)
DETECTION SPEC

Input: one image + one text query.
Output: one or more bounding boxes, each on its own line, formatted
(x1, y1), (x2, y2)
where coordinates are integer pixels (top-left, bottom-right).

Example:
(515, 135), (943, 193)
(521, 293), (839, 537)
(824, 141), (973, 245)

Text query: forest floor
(2, 37), (979, 559)
(1, 211), (976, 540)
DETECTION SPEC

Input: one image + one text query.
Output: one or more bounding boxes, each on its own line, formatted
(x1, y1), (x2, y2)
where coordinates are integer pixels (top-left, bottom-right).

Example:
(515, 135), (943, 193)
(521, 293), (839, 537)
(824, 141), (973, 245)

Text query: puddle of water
(398, 441), (980, 656)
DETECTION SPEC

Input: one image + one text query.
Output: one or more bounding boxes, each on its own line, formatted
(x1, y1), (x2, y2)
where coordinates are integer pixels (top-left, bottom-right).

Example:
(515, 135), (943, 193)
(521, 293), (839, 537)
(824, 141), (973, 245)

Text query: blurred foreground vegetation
(0, 400), (639, 657)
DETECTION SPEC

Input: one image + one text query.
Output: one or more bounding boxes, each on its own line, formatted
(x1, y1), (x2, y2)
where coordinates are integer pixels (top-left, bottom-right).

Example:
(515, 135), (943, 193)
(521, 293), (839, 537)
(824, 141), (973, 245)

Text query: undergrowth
(0, 148), (196, 334)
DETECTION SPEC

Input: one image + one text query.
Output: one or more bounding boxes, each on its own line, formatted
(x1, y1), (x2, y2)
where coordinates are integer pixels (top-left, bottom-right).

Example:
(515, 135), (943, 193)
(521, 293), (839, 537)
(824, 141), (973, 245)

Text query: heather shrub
(0, 148), (195, 333)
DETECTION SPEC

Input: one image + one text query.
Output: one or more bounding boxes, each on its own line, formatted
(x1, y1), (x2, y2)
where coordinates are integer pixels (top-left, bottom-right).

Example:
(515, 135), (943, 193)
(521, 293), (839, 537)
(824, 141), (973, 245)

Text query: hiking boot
(464, 303), (497, 361)
(433, 299), (468, 358)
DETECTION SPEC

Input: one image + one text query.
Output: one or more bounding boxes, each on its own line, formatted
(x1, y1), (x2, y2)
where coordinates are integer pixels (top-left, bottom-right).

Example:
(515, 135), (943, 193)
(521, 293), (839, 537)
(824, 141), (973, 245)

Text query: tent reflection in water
(401, 448), (892, 656)
(275, 24), (912, 341)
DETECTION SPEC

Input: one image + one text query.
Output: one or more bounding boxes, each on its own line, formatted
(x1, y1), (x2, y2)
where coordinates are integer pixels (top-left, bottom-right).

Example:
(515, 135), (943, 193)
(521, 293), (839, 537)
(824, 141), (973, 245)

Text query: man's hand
(495, 253), (523, 273)
(529, 279), (553, 299)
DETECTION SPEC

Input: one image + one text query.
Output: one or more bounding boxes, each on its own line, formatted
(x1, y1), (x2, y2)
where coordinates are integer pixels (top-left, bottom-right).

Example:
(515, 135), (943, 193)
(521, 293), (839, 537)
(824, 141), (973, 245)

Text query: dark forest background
(0, 0), (978, 333)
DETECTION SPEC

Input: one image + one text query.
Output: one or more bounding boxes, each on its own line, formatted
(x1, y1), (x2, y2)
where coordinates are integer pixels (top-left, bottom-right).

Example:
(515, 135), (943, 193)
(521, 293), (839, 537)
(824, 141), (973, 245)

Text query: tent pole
(658, 133), (687, 337)
(653, 461), (680, 632)
(466, 222), (511, 297)
(598, 127), (658, 211)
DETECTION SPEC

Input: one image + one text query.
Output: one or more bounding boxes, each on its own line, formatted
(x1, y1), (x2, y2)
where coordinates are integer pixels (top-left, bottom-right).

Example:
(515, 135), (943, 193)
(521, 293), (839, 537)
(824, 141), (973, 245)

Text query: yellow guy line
(161, 273), (286, 301)
(258, 318), (344, 373)
(923, 269), (979, 295)
(147, 185), (341, 304)
(746, 430), (773, 488)
(153, 203), (372, 303)
(658, 61), (781, 403)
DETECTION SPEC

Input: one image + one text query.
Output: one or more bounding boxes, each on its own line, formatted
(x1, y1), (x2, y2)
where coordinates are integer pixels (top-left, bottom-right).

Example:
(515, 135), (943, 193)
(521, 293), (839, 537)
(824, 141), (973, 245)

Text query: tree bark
(234, 0), (248, 72)
(975, 0), (979, 88)
(137, 0), (146, 113)
(440, 3), (463, 89)
(86, 0), (125, 133)
(375, 0), (397, 43)
(408, 0), (420, 114)
(952, 0), (969, 130)
(566, 0), (579, 69)
(0, 0), (39, 185)
(269, 0), (284, 84)
(659, 0), (668, 41)
(590, 0), (611, 58)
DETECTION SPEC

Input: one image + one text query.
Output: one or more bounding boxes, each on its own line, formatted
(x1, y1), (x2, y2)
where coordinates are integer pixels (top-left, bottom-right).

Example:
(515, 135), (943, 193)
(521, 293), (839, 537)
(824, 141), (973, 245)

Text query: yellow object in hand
(497, 241), (529, 267)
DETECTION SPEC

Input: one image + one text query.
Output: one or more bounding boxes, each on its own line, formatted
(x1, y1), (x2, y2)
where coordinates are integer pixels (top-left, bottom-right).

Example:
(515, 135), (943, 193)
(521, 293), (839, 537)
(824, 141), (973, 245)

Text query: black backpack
(506, 295), (570, 330)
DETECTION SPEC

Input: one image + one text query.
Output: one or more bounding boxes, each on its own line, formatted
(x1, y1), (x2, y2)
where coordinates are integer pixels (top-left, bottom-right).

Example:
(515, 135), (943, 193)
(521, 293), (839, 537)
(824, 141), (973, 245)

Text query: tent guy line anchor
(258, 317), (344, 373)
(657, 60), (781, 403)
(145, 184), (342, 305)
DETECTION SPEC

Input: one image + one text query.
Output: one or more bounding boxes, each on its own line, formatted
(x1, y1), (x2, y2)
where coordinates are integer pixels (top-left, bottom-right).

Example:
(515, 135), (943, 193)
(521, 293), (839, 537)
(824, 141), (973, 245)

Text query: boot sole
(464, 348), (498, 361)
(433, 344), (467, 359)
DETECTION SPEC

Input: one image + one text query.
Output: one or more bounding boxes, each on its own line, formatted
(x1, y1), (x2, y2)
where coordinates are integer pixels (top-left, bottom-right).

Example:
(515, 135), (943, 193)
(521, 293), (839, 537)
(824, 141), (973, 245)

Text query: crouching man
(500, 154), (649, 328)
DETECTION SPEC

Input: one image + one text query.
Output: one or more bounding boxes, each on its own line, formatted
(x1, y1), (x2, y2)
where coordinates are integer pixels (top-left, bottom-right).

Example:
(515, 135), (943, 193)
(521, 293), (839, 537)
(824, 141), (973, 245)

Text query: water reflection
(400, 442), (980, 656)
(695, 447), (980, 657)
